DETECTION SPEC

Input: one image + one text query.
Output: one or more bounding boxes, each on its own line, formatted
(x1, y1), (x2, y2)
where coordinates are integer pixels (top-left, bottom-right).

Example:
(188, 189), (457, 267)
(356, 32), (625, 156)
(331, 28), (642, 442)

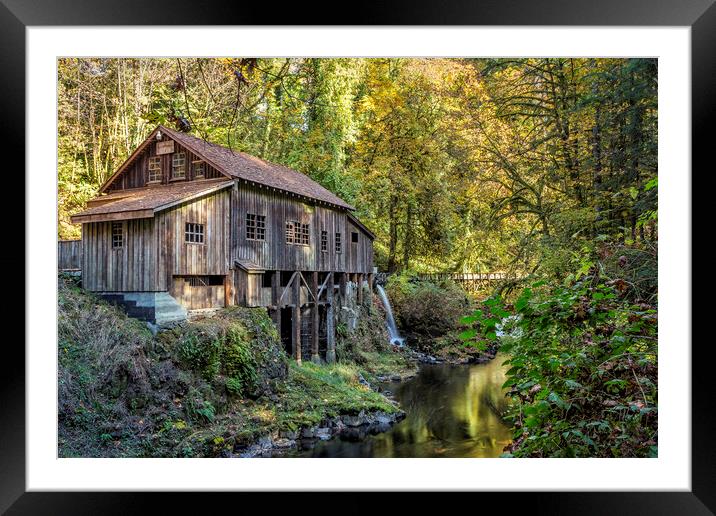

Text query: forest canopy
(57, 57), (657, 278)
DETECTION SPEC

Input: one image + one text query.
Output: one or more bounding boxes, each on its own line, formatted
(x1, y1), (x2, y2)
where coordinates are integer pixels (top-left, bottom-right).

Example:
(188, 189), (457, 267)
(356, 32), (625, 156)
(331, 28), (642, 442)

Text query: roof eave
(70, 209), (155, 224)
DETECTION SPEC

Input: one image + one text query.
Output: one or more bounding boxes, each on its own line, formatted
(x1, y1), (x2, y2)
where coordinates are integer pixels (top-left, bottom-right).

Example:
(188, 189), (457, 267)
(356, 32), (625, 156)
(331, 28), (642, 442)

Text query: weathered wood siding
(58, 239), (82, 270)
(346, 220), (373, 274)
(234, 269), (267, 307)
(82, 218), (158, 292)
(106, 138), (224, 192)
(156, 189), (231, 290)
(82, 189), (231, 294)
(171, 277), (225, 309)
(231, 183), (372, 273)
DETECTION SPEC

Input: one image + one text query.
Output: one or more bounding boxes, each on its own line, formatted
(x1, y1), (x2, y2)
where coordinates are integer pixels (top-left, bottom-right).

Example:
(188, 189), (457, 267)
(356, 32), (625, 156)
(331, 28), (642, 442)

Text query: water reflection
(296, 354), (512, 458)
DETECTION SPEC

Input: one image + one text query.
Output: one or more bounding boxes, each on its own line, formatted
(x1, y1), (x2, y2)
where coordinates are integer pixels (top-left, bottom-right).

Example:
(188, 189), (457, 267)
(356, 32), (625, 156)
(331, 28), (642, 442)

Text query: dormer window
(147, 156), (162, 183)
(172, 152), (186, 179)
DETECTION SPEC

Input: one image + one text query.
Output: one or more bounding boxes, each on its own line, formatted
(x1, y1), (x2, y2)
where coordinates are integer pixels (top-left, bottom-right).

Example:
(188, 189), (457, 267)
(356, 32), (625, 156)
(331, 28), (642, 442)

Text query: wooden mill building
(68, 125), (376, 363)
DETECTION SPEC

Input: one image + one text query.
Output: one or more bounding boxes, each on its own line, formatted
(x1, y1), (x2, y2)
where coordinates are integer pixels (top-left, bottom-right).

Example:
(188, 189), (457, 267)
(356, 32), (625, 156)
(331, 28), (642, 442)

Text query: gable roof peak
(156, 125), (354, 210)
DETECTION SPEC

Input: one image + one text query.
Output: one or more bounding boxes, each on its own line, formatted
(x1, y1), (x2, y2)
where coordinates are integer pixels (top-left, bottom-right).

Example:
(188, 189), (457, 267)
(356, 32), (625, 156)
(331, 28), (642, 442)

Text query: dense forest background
(58, 57), (657, 278)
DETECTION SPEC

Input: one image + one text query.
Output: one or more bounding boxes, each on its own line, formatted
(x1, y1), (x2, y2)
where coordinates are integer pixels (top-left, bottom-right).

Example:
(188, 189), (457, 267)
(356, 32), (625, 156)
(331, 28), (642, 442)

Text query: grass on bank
(58, 274), (407, 458)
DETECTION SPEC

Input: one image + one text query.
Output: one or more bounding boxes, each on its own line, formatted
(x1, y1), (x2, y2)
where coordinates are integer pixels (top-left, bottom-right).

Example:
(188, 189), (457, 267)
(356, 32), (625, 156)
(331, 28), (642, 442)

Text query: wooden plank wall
(171, 277), (224, 309)
(106, 138), (225, 192)
(233, 269), (265, 307)
(346, 220), (374, 274)
(82, 218), (157, 292)
(82, 189), (230, 294)
(58, 240), (82, 270)
(157, 189), (231, 291)
(231, 183), (373, 274)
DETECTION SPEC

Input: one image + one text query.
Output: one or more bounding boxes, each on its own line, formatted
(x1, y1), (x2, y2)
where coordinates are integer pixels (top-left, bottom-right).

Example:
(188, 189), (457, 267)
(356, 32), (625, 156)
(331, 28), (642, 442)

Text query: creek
(294, 354), (512, 458)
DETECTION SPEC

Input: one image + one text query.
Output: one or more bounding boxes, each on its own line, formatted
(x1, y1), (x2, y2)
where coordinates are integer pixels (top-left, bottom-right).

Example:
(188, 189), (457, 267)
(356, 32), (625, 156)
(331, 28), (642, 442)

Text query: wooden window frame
(335, 232), (342, 254)
(321, 230), (328, 253)
(351, 231), (359, 243)
(185, 222), (205, 244)
(285, 221), (297, 244)
(171, 152), (186, 180)
(147, 156), (162, 183)
(286, 220), (310, 246)
(111, 221), (123, 249)
(193, 160), (205, 179)
(300, 223), (310, 246)
(246, 213), (266, 241)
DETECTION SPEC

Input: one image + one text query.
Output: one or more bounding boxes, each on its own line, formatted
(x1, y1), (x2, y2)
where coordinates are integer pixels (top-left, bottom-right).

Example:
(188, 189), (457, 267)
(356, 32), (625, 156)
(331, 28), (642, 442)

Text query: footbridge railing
(374, 271), (515, 293)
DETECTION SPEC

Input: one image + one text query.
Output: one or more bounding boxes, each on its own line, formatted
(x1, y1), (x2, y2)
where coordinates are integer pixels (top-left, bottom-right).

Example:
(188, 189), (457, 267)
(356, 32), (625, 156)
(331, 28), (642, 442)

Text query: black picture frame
(3, 1), (709, 513)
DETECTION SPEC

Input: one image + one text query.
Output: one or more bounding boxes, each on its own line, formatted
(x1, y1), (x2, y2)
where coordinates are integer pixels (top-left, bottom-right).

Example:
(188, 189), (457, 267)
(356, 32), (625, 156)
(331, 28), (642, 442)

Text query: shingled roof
(149, 126), (354, 210)
(71, 178), (234, 223)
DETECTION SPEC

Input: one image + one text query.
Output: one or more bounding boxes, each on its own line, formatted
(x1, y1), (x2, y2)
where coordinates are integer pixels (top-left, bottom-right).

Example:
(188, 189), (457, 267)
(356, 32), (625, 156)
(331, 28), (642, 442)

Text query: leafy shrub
(461, 275), (658, 458)
(386, 272), (471, 351)
(176, 332), (222, 380)
(221, 326), (258, 396)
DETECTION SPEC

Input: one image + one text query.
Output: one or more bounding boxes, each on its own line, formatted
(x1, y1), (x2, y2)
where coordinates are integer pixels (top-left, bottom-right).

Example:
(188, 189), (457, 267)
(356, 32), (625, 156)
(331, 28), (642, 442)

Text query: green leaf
(564, 379), (583, 390)
(458, 329), (477, 341)
(548, 391), (569, 410)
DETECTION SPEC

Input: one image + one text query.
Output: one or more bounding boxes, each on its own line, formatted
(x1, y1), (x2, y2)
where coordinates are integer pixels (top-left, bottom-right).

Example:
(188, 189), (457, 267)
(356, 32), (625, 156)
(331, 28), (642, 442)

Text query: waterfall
(376, 284), (405, 346)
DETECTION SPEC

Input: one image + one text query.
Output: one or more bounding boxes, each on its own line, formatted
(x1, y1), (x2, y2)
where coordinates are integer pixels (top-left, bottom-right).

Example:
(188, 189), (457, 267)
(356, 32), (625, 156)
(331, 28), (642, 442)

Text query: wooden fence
(375, 271), (513, 293)
(58, 240), (82, 271)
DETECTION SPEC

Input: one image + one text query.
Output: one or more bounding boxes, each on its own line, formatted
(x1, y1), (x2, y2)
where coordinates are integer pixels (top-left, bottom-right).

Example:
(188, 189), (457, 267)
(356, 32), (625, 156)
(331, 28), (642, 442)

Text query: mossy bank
(58, 275), (413, 458)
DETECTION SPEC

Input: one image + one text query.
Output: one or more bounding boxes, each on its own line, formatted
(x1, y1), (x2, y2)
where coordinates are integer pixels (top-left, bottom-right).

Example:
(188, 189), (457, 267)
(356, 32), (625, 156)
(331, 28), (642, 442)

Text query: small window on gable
(111, 222), (123, 249)
(193, 160), (205, 178)
(246, 213), (266, 241)
(351, 232), (359, 243)
(335, 233), (342, 254)
(185, 222), (204, 244)
(148, 156), (162, 183)
(172, 152), (186, 179)
(321, 230), (328, 252)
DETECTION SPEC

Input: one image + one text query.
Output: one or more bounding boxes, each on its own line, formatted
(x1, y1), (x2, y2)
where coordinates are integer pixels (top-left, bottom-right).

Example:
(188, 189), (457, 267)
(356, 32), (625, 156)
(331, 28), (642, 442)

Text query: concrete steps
(154, 292), (188, 326)
(99, 291), (187, 327)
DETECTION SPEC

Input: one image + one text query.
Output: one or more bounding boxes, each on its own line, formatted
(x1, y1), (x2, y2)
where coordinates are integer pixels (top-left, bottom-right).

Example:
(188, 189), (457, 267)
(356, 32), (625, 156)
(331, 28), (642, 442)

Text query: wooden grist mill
(65, 125), (377, 362)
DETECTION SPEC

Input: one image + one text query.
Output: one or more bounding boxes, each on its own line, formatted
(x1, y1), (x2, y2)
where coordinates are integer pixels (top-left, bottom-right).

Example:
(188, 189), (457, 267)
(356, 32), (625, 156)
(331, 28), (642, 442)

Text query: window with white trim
(172, 152), (186, 179)
(193, 160), (205, 178)
(148, 156), (162, 183)
(321, 230), (328, 252)
(335, 232), (342, 253)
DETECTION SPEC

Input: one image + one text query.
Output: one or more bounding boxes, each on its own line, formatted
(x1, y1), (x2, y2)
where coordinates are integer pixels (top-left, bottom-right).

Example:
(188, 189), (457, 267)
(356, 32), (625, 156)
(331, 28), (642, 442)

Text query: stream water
(294, 354), (512, 458)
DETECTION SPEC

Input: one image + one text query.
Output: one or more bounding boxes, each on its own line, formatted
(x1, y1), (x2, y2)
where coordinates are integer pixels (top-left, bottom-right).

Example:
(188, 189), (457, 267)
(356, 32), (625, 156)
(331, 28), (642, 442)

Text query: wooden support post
(340, 272), (347, 304)
(292, 273), (302, 364)
(326, 272), (336, 364)
(271, 270), (281, 327)
(311, 272), (320, 364)
(367, 273), (374, 306)
(224, 272), (231, 308)
(357, 273), (364, 305)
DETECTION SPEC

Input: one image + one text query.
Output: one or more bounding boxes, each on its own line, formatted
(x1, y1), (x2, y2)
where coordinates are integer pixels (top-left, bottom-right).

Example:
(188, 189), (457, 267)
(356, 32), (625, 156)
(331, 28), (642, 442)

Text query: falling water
(376, 284), (405, 346)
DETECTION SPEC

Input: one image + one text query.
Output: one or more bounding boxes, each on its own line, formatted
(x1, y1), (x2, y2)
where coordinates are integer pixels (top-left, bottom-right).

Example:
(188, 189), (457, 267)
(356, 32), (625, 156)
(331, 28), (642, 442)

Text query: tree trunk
(387, 193), (399, 272)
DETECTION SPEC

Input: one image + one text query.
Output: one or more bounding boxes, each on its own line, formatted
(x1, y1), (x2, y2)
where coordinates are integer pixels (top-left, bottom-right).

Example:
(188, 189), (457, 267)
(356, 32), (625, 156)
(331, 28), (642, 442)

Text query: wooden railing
(375, 271), (513, 292)
(58, 240), (82, 271)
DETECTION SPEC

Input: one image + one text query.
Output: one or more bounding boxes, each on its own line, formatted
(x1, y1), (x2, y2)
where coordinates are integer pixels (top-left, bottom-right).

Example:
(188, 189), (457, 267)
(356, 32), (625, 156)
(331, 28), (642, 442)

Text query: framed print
(3, 0), (711, 512)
